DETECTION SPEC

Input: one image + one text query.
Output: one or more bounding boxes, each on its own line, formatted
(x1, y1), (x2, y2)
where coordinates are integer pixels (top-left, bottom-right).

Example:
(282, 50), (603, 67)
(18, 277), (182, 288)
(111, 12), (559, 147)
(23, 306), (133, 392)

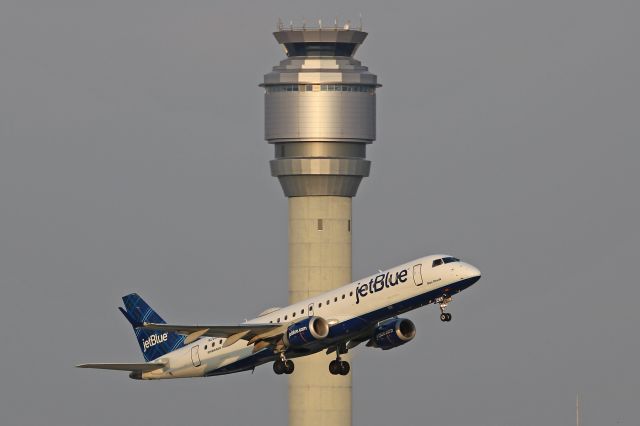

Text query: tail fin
(120, 293), (185, 362)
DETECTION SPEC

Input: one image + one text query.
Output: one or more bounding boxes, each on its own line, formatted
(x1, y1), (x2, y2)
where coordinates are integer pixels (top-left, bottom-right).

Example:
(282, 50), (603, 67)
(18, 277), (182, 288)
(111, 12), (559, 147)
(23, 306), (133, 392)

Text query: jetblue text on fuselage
(355, 269), (408, 304)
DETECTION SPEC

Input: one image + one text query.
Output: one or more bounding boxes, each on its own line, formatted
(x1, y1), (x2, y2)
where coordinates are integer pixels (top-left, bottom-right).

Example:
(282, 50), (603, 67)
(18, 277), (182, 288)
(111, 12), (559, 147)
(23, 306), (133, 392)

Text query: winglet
(118, 306), (142, 328)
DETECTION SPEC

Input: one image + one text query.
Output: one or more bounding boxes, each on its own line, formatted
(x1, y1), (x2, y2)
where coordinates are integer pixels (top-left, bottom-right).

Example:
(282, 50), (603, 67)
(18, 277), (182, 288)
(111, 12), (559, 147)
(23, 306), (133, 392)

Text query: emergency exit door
(191, 345), (201, 367)
(413, 264), (423, 286)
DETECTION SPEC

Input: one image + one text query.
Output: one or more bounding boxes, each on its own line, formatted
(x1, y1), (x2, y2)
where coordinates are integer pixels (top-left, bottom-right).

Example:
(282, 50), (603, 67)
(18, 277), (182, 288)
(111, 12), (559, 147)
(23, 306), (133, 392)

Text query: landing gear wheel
(445, 313), (452, 322)
(329, 360), (341, 375)
(440, 313), (448, 322)
(283, 360), (295, 374)
(338, 360), (350, 376)
(273, 360), (285, 375)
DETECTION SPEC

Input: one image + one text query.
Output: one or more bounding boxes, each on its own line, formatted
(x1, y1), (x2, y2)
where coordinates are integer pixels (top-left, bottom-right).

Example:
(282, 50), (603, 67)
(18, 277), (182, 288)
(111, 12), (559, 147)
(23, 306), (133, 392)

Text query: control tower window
(283, 42), (357, 57)
(266, 84), (374, 94)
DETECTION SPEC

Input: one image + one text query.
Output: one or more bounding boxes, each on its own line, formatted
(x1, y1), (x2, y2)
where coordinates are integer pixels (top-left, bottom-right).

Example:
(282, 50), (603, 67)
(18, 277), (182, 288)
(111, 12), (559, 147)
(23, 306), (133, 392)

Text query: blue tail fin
(120, 293), (185, 362)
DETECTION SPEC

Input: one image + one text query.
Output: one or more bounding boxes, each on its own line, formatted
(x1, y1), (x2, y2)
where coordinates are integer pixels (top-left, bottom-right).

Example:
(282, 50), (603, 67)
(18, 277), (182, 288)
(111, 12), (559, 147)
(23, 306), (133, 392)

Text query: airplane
(77, 254), (480, 379)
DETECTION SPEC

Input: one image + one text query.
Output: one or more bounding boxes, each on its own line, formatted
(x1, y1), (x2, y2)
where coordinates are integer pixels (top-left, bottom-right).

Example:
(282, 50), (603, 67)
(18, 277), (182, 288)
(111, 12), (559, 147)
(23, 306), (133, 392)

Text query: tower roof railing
(277, 18), (363, 32)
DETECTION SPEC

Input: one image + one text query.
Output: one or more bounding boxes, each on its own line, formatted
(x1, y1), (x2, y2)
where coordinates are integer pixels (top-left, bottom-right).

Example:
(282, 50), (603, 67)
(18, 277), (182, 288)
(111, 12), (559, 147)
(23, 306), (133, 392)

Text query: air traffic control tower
(262, 22), (379, 426)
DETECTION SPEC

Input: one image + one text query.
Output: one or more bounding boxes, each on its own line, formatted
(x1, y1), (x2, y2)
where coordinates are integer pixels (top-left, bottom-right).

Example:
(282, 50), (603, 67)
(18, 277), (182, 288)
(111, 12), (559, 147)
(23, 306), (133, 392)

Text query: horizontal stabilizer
(76, 362), (165, 372)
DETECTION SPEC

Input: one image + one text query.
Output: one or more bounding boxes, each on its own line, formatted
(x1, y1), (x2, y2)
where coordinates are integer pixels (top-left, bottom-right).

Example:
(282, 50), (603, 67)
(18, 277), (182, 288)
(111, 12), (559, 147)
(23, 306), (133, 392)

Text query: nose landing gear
(438, 296), (453, 322)
(440, 312), (452, 322)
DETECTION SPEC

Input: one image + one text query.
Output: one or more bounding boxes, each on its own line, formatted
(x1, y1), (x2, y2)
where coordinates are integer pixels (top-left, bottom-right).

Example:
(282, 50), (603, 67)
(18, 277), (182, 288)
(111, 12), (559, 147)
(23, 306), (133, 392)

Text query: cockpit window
(433, 257), (460, 267)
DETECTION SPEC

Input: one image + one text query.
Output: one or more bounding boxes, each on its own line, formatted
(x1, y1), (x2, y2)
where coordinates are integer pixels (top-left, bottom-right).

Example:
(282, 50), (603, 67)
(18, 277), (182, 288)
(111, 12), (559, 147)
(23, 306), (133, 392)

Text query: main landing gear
(329, 359), (350, 375)
(438, 296), (453, 322)
(328, 346), (350, 376)
(273, 353), (294, 375)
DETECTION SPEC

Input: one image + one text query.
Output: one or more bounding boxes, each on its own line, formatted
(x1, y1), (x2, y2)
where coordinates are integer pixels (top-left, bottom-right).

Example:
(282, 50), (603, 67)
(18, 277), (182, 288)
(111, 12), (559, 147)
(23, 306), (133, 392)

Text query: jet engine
(369, 318), (416, 350)
(282, 316), (330, 348)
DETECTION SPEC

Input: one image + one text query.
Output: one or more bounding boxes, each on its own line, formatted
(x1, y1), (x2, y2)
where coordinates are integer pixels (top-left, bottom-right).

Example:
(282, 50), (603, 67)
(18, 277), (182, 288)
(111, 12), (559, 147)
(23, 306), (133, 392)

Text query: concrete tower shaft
(263, 28), (379, 197)
(263, 26), (378, 426)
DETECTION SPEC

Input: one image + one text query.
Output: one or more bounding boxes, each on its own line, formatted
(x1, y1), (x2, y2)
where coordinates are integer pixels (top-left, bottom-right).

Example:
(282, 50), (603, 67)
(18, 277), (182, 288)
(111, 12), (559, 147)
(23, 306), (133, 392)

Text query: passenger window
(334, 297), (338, 302)
(326, 300), (330, 305)
(284, 315), (288, 320)
(432, 259), (443, 267)
(342, 294), (345, 299)
(301, 309), (304, 314)
(349, 291), (353, 297)
(277, 318), (280, 323)
(292, 312), (296, 317)
(204, 345), (207, 350)
(318, 303), (322, 307)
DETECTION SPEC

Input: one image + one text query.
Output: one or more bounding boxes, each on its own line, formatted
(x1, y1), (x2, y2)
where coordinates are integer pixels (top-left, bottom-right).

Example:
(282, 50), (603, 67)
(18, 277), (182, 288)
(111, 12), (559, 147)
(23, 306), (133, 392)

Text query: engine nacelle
(282, 316), (330, 348)
(371, 318), (416, 350)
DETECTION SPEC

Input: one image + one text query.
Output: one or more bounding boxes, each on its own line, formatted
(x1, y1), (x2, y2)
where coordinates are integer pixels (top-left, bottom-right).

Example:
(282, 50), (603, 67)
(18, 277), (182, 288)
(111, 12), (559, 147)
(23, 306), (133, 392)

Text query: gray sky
(1, 1), (638, 425)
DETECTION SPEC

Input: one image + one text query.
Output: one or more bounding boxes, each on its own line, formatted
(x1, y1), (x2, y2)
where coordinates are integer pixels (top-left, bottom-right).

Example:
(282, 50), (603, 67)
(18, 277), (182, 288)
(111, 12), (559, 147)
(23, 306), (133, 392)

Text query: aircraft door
(308, 303), (314, 317)
(413, 264), (424, 286)
(191, 345), (202, 367)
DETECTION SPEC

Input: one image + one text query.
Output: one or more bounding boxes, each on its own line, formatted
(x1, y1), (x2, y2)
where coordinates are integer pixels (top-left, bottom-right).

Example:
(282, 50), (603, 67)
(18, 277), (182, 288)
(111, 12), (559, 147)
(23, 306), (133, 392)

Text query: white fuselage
(142, 255), (480, 379)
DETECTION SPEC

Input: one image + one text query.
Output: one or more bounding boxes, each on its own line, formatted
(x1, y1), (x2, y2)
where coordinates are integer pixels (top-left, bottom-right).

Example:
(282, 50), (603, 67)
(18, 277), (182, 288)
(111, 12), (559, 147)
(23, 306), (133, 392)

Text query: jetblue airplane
(77, 255), (480, 379)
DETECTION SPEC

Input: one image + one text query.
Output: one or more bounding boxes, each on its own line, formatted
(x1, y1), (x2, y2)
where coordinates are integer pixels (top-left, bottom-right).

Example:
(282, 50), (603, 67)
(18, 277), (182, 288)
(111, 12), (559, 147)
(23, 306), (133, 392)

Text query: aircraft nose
(464, 263), (481, 280)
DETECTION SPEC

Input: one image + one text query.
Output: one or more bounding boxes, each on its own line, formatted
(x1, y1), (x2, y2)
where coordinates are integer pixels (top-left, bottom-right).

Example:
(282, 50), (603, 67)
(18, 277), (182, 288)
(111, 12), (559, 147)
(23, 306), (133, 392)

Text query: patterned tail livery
(120, 293), (185, 362)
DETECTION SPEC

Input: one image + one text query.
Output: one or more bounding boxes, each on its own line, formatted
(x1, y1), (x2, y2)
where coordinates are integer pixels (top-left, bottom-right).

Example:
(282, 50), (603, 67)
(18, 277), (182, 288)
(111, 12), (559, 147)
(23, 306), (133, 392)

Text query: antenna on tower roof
(277, 18), (283, 31)
(344, 19), (351, 30)
(359, 13), (363, 31)
(334, 17), (338, 29)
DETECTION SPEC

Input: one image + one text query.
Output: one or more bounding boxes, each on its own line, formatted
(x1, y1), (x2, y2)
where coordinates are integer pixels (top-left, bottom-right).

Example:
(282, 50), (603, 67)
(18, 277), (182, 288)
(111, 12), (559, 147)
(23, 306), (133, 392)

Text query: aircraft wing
(141, 322), (285, 347)
(76, 362), (165, 372)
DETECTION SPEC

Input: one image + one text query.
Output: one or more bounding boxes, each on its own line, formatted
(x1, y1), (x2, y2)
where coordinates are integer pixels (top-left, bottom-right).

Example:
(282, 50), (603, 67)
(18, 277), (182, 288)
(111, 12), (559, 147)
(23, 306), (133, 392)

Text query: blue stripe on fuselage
(206, 275), (480, 376)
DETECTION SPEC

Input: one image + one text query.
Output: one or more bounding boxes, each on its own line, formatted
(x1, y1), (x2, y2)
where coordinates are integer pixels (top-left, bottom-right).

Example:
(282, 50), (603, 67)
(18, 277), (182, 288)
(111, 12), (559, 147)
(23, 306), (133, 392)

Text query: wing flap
(142, 322), (280, 340)
(184, 328), (210, 345)
(76, 362), (165, 372)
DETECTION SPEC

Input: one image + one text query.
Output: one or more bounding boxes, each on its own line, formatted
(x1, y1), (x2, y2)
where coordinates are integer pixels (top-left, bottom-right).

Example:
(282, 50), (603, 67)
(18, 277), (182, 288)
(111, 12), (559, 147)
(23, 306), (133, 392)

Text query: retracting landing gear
(328, 345), (350, 376)
(438, 296), (453, 322)
(273, 353), (294, 375)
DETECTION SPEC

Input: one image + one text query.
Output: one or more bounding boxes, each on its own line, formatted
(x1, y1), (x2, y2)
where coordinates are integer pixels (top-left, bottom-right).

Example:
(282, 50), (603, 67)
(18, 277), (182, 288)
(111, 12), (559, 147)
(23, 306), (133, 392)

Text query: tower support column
(262, 25), (379, 426)
(288, 196), (352, 426)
